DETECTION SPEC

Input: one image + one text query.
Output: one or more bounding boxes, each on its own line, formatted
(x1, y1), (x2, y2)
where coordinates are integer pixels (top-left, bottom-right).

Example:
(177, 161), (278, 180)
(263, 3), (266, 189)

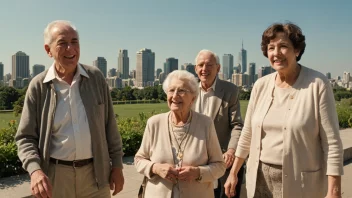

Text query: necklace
(168, 112), (192, 163)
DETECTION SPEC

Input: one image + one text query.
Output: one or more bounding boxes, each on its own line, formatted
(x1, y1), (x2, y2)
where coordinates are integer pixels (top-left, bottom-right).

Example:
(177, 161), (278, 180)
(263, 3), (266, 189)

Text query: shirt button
(290, 95), (294, 99)
(285, 174), (288, 177)
(284, 127), (286, 130)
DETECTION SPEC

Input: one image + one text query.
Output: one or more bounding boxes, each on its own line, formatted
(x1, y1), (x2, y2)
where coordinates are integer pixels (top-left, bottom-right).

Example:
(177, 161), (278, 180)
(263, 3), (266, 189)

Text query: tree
(0, 86), (20, 110)
(13, 95), (25, 117)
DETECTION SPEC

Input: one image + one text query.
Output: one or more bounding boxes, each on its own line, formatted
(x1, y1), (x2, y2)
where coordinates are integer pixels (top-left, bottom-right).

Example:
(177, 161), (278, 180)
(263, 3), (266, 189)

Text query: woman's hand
(152, 163), (178, 183)
(224, 173), (238, 198)
(177, 166), (200, 181)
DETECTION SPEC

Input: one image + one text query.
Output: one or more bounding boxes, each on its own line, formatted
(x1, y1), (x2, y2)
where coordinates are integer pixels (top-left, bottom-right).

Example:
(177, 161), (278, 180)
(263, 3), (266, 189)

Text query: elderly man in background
(194, 49), (244, 198)
(15, 20), (124, 198)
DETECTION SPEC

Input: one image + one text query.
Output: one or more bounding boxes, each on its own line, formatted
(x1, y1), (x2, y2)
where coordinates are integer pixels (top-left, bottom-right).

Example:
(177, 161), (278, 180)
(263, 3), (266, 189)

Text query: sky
(0, 0), (351, 78)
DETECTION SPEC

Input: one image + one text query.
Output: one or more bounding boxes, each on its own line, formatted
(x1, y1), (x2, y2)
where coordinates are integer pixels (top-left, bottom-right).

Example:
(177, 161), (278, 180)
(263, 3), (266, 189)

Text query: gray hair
(194, 49), (220, 65)
(162, 70), (199, 96)
(44, 20), (79, 45)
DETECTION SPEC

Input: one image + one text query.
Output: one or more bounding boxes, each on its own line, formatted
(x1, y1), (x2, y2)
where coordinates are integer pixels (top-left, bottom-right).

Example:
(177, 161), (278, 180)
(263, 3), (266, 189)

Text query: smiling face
(167, 78), (196, 114)
(44, 24), (80, 74)
(195, 51), (220, 88)
(267, 32), (300, 73)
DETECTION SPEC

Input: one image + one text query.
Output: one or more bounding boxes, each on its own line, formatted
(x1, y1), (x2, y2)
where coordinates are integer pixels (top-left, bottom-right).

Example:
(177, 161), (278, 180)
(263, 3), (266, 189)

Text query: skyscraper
(222, 54), (234, 80)
(32, 64), (45, 77)
(326, 72), (331, 80)
(343, 72), (350, 84)
(136, 48), (155, 87)
(12, 51), (30, 79)
(118, 49), (129, 79)
(12, 51), (30, 88)
(164, 57), (178, 76)
(184, 63), (197, 77)
(108, 68), (117, 77)
(238, 41), (247, 74)
(156, 68), (162, 79)
(258, 66), (275, 78)
(0, 62), (3, 82)
(248, 62), (256, 86)
(93, 57), (107, 78)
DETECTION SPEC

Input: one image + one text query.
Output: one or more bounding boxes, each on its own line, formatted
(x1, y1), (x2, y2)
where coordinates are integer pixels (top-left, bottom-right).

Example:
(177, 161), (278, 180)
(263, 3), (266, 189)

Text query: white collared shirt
(198, 78), (217, 117)
(44, 63), (93, 160)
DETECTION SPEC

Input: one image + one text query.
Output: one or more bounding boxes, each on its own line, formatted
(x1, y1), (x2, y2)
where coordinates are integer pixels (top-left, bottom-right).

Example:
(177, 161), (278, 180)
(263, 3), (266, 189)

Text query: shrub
(118, 111), (156, 156)
(0, 121), (25, 178)
(336, 102), (352, 128)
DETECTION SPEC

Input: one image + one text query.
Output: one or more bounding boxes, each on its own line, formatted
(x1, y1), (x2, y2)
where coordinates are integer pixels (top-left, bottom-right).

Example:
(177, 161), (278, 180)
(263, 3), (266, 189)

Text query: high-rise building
(136, 48), (155, 87)
(232, 73), (249, 87)
(108, 68), (117, 77)
(326, 72), (331, 80)
(156, 68), (162, 79)
(238, 41), (247, 74)
(106, 76), (122, 88)
(222, 54), (234, 80)
(258, 66), (275, 78)
(12, 51), (30, 79)
(4, 73), (11, 83)
(343, 72), (350, 84)
(248, 62), (256, 86)
(164, 57), (178, 76)
(12, 51), (30, 88)
(0, 62), (3, 82)
(184, 63), (197, 77)
(130, 70), (136, 79)
(93, 57), (107, 78)
(32, 64), (45, 77)
(180, 65), (185, 70)
(118, 49), (129, 79)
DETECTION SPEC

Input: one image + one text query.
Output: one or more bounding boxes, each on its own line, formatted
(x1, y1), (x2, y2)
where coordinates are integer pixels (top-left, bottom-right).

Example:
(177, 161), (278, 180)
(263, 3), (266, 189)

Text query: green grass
(0, 101), (249, 129)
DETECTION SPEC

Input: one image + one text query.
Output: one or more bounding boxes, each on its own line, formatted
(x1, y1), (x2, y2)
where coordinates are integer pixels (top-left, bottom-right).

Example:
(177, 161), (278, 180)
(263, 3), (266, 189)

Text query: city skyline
(0, 1), (351, 78)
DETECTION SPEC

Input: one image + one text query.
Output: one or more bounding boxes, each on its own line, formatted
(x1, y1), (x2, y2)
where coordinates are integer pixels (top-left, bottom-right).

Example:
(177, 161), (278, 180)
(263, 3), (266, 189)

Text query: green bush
(336, 102), (352, 128)
(118, 112), (155, 156)
(0, 120), (25, 178)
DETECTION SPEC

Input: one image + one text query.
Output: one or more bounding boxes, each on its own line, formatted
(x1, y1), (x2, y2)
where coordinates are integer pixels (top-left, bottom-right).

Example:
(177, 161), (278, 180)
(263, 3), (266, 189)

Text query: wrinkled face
(195, 52), (220, 85)
(167, 78), (196, 113)
(267, 32), (300, 72)
(44, 24), (80, 73)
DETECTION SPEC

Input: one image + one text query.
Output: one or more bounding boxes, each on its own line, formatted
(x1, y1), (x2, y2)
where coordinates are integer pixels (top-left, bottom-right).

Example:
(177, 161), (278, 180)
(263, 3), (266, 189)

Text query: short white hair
(162, 70), (199, 96)
(194, 49), (220, 65)
(44, 20), (79, 45)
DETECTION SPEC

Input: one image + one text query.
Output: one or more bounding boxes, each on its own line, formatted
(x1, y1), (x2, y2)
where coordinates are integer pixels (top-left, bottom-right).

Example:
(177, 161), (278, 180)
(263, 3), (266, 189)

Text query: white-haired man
(15, 20), (124, 198)
(194, 49), (244, 198)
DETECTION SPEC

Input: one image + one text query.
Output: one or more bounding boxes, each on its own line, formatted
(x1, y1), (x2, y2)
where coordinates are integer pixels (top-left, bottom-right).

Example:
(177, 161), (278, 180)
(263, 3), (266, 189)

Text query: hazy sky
(1, 0), (351, 78)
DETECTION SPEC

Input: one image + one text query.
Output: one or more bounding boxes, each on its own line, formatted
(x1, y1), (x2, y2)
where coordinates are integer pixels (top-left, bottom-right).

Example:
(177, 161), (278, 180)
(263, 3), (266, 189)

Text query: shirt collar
(199, 77), (217, 92)
(43, 63), (89, 83)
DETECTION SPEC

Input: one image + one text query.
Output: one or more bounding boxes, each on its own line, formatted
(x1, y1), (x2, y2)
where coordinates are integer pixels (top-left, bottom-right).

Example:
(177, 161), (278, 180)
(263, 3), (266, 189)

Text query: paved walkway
(1, 128), (352, 198)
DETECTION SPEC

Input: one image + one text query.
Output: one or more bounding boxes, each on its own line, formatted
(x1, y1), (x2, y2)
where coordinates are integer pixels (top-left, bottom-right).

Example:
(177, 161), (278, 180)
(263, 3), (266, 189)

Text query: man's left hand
(223, 149), (235, 169)
(110, 168), (124, 196)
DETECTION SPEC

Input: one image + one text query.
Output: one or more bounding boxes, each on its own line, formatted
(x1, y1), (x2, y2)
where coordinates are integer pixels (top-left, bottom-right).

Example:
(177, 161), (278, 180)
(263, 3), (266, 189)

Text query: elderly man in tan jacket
(15, 20), (124, 198)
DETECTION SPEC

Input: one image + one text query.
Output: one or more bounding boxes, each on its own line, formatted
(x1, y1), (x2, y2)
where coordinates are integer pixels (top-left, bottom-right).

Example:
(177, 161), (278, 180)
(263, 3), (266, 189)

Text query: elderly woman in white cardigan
(135, 70), (226, 198)
(225, 22), (344, 198)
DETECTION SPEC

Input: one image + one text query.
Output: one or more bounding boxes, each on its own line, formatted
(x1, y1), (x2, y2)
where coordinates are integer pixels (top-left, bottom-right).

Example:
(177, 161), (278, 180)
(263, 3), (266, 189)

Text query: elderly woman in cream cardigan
(135, 70), (226, 198)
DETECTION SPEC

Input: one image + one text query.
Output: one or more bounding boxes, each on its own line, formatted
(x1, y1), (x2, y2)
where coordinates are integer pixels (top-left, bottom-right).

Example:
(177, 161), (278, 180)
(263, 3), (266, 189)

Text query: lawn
(0, 101), (249, 129)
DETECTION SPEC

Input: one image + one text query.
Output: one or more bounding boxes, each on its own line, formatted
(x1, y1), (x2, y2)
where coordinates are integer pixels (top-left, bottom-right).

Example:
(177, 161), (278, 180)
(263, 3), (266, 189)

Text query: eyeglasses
(167, 88), (191, 96)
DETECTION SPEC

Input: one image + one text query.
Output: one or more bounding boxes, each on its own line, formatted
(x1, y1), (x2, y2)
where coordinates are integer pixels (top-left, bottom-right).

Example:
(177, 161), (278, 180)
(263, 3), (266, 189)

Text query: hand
(30, 169), (52, 198)
(110, 168), (124, 196)
(177, 166), (200, 182)
(223, 149), (235, 169)
(152, 163), (178, 183)
(224, 173), (238, 198)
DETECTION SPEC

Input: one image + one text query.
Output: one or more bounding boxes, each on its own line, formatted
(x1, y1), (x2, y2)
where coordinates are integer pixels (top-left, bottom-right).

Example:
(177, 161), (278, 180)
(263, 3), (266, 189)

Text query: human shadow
(0, 173), (29, 190)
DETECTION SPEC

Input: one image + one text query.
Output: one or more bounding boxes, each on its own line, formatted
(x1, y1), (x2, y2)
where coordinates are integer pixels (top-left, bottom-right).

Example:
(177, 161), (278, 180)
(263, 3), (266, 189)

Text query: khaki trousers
(254, 162), (283, 198)
(48, 162), (110, 198)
